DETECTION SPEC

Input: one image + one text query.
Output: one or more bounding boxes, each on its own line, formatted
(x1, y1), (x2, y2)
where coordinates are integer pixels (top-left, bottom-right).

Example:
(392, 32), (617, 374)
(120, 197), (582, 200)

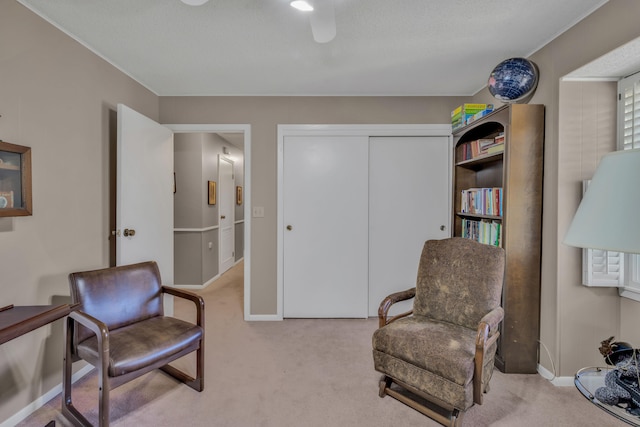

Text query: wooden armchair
(372, 238), (505, 427)
(62, 261), (204, 427)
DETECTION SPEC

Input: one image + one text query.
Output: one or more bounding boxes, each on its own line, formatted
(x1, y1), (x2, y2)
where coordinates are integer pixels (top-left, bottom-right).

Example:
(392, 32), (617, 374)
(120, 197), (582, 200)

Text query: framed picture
(208, 181), (216, 205)
(236, 186), (243, 205)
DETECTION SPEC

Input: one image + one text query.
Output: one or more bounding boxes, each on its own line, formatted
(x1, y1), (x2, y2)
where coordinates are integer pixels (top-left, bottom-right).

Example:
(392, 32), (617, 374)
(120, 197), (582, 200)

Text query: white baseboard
(537, 363), (574, 386)
(245, 313), (282, 321)
(1, 364), (94, 427)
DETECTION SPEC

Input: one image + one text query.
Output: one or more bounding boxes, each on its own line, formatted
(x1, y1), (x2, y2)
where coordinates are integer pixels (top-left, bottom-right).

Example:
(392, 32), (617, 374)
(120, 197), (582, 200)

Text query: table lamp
(564, 148), (640, 254)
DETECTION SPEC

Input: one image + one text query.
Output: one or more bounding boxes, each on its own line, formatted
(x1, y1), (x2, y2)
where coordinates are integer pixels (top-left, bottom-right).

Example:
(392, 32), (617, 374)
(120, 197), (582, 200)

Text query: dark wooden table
(0, 304), (76, 345)
(1, 304), (77, 427)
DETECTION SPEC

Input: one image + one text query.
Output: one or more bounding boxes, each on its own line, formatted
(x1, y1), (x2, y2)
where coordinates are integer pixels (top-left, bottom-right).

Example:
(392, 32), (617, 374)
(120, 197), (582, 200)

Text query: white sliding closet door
(282, 135), (369, 318)
(368, 136), (451, 316)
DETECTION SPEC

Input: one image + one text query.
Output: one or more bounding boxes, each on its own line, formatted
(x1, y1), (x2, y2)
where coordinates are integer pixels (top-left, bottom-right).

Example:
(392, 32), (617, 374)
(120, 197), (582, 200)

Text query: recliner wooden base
(378, 375), (464, 427)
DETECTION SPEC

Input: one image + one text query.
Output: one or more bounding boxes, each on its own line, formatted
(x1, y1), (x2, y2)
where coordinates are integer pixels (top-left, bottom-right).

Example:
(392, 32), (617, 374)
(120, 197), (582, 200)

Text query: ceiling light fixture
(181, 0), (209, 6)
(290, 1), (314, 12)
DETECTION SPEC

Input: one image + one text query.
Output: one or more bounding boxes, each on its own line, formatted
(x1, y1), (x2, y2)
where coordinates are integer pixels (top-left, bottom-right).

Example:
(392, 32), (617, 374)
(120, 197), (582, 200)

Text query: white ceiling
(18, 0), (609, 96)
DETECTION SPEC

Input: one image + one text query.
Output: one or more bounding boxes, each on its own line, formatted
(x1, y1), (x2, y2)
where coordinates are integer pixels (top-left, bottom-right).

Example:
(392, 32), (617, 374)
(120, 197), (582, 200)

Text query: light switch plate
(253, 206), (265, 218)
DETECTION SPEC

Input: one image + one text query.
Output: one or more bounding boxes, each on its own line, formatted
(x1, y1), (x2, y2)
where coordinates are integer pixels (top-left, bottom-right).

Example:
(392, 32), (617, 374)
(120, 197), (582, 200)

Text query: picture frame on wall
(208, 181), (216, 205)
(236, 186), (243, 205)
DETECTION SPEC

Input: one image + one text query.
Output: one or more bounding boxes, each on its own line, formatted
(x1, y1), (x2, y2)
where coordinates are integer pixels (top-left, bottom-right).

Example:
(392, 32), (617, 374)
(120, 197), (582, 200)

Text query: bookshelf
(452, 104), (544, 374)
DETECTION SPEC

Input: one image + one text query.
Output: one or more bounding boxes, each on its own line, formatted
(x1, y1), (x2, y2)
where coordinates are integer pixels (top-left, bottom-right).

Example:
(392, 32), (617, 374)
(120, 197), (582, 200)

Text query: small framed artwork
(236, 186), (243, 205)
(208, 181), (216, 205)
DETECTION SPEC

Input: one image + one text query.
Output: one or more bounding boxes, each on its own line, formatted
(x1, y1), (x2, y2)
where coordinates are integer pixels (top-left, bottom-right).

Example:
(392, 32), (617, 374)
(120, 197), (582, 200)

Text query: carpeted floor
(18, 262), (627, 426)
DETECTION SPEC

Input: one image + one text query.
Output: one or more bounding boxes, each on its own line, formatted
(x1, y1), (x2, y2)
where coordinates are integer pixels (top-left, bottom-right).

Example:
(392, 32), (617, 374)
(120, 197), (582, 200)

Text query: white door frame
(166, 124), (252, 321)
(277, 124), (452, 321)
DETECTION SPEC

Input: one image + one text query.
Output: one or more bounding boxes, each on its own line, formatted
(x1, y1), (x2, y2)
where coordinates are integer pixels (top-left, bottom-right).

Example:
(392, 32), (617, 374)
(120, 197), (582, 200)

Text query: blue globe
(488, 58), (539, 103)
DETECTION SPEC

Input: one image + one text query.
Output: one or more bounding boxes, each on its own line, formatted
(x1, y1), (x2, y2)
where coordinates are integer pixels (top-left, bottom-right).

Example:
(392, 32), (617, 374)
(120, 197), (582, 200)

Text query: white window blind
(617, 73), (640, 300)
(620, 75), (640, 150)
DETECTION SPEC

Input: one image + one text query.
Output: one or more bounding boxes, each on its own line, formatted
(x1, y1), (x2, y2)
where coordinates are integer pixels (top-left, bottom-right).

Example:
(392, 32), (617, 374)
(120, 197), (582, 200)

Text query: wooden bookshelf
(452, 104), (544, 374)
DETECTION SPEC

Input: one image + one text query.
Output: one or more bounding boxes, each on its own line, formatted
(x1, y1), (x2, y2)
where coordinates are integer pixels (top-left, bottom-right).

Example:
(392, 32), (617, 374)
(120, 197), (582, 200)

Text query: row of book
(460, 187), (503, 217)
(459, 132), (505, 161)
(461, 219), (502, 247)
(451, 103), (494, 131)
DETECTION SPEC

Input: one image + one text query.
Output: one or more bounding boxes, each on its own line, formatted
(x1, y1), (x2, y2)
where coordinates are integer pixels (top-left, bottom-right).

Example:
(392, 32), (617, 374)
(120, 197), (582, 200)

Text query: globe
(487, 58), (539, 103)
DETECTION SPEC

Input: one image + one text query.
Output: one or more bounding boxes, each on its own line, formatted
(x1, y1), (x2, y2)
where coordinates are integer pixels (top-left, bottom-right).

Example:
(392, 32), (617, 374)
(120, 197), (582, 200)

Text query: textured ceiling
(564, 36), (640, 81)
(18, 0), (608, 96)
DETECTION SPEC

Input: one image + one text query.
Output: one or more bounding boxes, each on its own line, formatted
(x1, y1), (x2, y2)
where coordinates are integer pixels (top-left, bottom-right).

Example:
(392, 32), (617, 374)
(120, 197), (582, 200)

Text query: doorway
(167, 124), (252, 320)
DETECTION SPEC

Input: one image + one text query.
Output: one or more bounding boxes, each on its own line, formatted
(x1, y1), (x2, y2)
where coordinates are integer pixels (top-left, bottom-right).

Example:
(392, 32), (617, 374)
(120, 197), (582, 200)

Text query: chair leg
(159, 341), (205, 392)
(62, 318), (97, 427)
(61, 317), (110, 427)
(379, 375), (392, 398)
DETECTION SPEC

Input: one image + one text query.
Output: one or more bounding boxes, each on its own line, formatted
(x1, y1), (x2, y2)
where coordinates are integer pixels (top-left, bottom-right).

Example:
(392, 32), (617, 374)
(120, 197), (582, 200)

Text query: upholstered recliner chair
(372, 237), (505, 427)
(62, 261), (205, 427)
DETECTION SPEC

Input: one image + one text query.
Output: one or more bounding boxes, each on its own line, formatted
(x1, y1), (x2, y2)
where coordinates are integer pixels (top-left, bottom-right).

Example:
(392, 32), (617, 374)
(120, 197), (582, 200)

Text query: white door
(368, 136), (451, 316)
(283, 136), (369, 318)
(219, 155), (235, 274)
(116, 104), (174, 284)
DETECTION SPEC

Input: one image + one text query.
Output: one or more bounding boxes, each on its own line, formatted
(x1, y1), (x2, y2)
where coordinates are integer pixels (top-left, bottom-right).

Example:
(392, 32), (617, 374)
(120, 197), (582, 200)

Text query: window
(619, 74), (640, 150)
(618, 73), (640, 300)
(583, 73), (640, 300)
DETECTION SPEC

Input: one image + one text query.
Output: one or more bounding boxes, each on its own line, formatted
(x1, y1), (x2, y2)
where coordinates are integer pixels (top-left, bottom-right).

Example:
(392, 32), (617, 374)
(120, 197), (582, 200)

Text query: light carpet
(18, 262), (626, 426)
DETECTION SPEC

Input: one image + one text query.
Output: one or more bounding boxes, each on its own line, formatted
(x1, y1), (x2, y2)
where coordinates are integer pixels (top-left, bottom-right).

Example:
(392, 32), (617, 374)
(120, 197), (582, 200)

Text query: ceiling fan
(290, 0), (336, 43)
(180, 0), (336, 43)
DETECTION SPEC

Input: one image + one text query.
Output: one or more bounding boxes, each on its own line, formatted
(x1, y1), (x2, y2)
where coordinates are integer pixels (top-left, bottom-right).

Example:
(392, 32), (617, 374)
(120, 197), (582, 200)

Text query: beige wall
(473, 0), (640, 376)
(159, 96), (466, 314)
(0, 1), (158, 423)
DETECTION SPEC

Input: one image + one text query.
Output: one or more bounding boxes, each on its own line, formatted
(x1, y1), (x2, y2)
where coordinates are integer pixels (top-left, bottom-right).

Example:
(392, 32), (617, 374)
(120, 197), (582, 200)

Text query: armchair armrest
(68, 310), (111, 387)
(69, 310), (110, 354)
(473, 306), (504, 405)
(378, 288), (416, 328)
(478, 306), (504, 337)
(162, 286), (205, 327)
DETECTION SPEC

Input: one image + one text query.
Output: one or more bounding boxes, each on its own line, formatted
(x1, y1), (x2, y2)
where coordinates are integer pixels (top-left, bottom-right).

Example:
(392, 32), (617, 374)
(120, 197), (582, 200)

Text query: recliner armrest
(473, 306), (504, 405)
(162, 286), (205, 328)
(378, 287), (416, 328)
(478, 306), (504, 336)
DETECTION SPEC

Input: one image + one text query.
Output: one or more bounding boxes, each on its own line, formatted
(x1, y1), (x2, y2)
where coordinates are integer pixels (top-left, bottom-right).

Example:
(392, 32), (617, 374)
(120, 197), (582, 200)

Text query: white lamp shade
(564, 148), (640, 254)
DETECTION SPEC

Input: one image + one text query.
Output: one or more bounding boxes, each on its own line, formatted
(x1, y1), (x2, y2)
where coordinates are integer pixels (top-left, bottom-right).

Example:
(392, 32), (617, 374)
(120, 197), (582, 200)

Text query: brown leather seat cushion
(77, 316), (203, 377)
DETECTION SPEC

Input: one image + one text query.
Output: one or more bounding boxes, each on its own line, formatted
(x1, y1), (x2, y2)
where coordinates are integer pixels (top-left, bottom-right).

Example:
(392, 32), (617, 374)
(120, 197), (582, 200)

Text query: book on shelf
(485, 143), (505, 155)
(451, 104), (494, 130)
(461, 218), (502, 247)
(460, 136), (504, 160)
(460, 187), (502, 216)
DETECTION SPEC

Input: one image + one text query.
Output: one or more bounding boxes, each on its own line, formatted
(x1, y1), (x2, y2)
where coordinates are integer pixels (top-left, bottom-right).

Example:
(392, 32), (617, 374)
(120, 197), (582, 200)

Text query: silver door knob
(124, 228), (136, 237)
(287, 225), (293, 231)
(440, 225), (446, 231)
(221, 215), (226, 219)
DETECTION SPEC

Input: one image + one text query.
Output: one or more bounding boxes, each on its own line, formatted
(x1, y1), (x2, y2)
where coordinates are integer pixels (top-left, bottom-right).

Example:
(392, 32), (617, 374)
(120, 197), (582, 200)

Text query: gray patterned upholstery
(372, 237), (505, 421)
